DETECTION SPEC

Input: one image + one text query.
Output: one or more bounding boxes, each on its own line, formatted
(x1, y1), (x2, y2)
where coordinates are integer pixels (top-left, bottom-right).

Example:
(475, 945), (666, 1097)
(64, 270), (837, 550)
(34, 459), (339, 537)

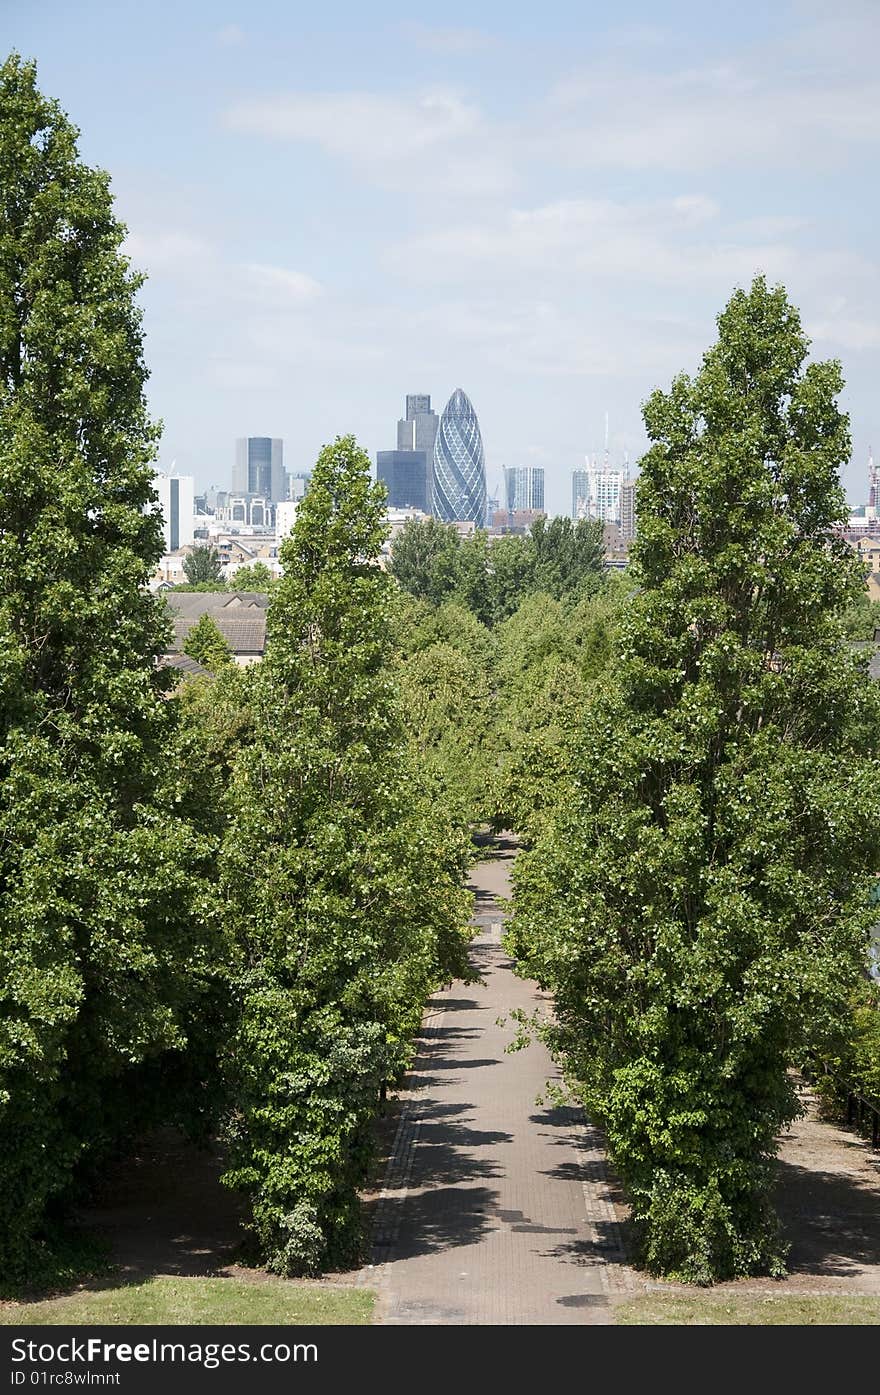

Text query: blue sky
(6, 0), (880, 514)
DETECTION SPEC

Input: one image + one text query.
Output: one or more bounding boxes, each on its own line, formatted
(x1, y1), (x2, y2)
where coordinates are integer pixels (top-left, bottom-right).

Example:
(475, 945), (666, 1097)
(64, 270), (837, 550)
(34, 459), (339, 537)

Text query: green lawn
(615, 1292), (880, 1325)
(0, 1276), (375, 1326)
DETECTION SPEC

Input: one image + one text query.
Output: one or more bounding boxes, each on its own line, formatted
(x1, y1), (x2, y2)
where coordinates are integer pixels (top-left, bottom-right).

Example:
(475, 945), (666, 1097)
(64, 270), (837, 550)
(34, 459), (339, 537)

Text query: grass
(614, 1292), (880, 1325)
(0, 1276), (375, 1326)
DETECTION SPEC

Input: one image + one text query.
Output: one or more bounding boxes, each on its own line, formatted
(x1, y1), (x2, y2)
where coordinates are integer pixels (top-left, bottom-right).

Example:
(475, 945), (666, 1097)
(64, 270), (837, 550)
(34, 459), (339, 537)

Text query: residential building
(433, 388), (487, 526)
(275, 499), (299, 541)
(620, 478), (637, 542)
(504, 465), (545, 514)
(163, 591), (270, 667)
(572, 461), (624, 523)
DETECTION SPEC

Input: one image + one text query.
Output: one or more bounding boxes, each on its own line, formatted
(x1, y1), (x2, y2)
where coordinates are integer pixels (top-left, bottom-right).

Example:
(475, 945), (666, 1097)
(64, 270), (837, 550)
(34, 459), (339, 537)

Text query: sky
(5, 0), (880, 516)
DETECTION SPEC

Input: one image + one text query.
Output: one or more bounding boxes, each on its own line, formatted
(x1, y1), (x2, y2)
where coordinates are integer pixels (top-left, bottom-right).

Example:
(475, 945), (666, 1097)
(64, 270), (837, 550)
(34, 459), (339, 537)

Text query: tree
(531, 515), (605, 598)
(0, 55), (216, 1279)
(183, 544), (224, 585)
(219, 436), (472, 1275)
(183, 614), (233, 671)
(510, 278), (880, 1283)
(232, 561), (277, 592)
(389, 516), (460, 604)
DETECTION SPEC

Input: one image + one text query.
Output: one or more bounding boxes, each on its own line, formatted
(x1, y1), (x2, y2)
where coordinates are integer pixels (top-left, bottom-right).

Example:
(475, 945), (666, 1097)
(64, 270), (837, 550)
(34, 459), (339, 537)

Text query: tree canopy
(510, 277), (880, 1282)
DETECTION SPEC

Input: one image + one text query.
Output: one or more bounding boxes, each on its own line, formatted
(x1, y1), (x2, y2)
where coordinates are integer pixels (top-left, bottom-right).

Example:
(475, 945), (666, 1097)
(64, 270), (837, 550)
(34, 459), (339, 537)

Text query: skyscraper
(233, 437), (286, 502)
(620, 479), (637, 542)
(398, 394), (439, 458)
(377, 450), (429, 512)
(504, 465), (545, 513)
(433, 388), (487, 526)
(572, 469), (590, 520)
(571, 461), (622, 523)
(154, 469), (194, 552)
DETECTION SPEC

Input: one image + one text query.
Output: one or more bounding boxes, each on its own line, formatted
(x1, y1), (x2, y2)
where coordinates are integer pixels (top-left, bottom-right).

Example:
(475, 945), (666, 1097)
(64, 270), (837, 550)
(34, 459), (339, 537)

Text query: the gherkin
(432, 388), (487, 525)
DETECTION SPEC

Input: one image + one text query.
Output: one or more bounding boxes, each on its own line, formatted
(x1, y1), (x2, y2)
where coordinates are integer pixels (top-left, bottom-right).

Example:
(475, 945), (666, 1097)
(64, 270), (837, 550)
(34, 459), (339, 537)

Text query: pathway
(362, 836), (631, 1325)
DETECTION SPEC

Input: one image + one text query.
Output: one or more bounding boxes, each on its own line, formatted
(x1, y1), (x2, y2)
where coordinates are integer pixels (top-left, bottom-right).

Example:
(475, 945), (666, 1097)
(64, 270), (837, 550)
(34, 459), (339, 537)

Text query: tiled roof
(164, 590), (270, 620)
(169, 615), (266, 656)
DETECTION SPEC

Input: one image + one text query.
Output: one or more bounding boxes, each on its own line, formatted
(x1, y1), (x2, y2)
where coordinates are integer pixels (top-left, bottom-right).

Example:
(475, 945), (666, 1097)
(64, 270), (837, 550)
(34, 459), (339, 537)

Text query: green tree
(389, 516), (460, 604)
(511, 278), (880, 1283)
(232, 561), (277, 592)
(220, 436), (472, 1275)
(0, 55), (216, 1279)
(531, 515), (605, 598)
(183, 613), (233, 672)
(183, 544), (224, 585)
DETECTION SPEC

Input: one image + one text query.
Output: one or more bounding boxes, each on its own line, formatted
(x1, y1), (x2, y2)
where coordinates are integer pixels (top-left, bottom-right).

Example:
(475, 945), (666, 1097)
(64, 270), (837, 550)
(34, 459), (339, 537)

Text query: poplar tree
(220, 436), (471, 1275)
(511, 279), (880, 1282)
(0, 55), (214, 1277)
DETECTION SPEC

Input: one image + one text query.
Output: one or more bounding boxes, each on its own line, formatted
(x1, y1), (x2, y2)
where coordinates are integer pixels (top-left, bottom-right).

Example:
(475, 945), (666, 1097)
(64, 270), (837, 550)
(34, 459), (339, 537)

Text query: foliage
(183, 613), (233, 672)
(183, 544), (224, 585)
(219, 436), (473, 1275)
(841, 589), (880, 640)
(231, 561), (277, 592)
(0, 56), (217, 1280)
(389, 516), (460, 605)
(510, 278), (880, 1283)
(169, 580), (229, 593)
(389, 515), (606, 626)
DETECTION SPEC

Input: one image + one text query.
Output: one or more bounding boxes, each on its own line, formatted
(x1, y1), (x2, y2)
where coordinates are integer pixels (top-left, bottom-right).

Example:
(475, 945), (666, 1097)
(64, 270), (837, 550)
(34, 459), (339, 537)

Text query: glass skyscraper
(432, 388), (487, 526)
(377, 450), (429, 512)
(233, 437), (286, 501)
(504, 465), (545, 513)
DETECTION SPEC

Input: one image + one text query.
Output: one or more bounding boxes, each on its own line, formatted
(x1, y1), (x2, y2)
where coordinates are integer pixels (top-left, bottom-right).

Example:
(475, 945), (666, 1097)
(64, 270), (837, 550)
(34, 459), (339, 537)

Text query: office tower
(433, 388), (487, 526)
(572, 469), (590, 520)
(154, 470), (194, 551)
(504, 465), (545, 514)
(377, 449), (430, 512)
(397, 394), (439, 457)
(620, 479), (637, 542)
(233, 437), (285, 501)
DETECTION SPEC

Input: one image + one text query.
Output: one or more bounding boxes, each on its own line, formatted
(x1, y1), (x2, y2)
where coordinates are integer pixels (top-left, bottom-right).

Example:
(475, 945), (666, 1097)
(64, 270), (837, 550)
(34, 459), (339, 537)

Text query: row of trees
(508, 280), (880, 1282)
(4, 53), (880, 1291)
(0, 58), (469, 1281)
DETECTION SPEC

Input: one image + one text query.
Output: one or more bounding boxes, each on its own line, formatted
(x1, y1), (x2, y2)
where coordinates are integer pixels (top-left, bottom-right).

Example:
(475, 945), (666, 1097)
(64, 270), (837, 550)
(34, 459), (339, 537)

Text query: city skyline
(7, 2), (879, 517)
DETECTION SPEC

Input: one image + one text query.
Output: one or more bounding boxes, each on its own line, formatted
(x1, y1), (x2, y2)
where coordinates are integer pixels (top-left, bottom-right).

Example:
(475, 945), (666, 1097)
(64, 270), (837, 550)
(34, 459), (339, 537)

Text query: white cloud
(389, 195), (874, 301)
(544, 59), (880, 173)
(223, 88), (514, 195)
(244, 263), (323, 302)
(401, 24), (498, 54)
(124, 230), (212, 271)
(216, 24), (244, 47)
(809, 318), (880, 351)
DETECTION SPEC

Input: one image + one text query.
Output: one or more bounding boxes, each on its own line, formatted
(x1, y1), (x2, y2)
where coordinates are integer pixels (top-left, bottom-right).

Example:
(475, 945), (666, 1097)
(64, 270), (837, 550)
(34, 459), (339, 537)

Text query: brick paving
(362, 838), (633, 1325)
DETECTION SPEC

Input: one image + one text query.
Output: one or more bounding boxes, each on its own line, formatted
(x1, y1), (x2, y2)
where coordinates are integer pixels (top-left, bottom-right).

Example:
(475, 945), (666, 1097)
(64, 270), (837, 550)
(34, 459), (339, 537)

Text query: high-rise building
(287, 471), (311, 502)
(433, 388), (487, 526)
(572, 469), (589, 520)
(571, 461), (622, 523)
(377, 450), (430, 513)
(154, 470), (195, 552)
(398, 394), (439, 458)
(233, 437), (286, 501)
(504, 465), (545, 514)
(620, 479), (637, 542)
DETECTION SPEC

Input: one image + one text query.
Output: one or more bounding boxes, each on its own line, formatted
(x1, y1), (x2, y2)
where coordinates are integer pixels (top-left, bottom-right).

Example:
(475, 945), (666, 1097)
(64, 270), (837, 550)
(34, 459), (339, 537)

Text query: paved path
(363, 837), (630, 1325)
